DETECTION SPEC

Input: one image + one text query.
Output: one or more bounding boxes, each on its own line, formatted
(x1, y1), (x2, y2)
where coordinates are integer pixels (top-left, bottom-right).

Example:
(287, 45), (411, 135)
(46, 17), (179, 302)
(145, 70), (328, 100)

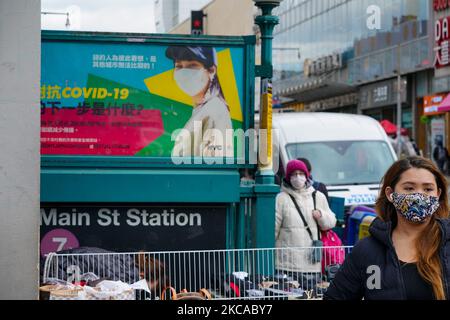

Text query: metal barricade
(42, 246), (353, 300)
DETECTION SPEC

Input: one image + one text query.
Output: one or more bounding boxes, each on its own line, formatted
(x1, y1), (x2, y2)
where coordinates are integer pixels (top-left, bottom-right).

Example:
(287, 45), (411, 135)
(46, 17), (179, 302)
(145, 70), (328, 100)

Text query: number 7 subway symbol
(52, 237), (68, 251)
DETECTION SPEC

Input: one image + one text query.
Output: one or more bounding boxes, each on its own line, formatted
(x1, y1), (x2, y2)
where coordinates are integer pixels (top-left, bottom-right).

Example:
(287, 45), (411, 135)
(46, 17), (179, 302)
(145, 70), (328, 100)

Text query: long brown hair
(375, 156), (449, 300)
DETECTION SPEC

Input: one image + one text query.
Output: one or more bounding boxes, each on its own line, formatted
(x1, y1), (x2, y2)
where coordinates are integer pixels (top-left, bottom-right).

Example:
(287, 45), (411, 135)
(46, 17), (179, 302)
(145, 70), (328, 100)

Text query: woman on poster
(166, 46), (234, 158)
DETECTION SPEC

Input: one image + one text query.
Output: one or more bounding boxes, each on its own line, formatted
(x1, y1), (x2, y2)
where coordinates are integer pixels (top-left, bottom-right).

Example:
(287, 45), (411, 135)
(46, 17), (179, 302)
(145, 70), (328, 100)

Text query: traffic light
(191, 10), (205, 35)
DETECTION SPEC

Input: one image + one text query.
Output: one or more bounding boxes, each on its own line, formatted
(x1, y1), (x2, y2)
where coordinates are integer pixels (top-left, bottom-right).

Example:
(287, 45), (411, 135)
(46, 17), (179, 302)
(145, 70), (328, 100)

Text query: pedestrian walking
(433, 136), (449, 175)
(324, 156), (450, 300)
(275, 159), (337, 289)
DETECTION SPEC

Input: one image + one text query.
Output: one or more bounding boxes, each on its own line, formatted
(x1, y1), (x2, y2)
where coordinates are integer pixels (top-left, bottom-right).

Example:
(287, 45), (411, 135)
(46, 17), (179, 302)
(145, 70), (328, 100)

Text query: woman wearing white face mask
(275, 159), (337, 289)
(166, 46), (233, 158)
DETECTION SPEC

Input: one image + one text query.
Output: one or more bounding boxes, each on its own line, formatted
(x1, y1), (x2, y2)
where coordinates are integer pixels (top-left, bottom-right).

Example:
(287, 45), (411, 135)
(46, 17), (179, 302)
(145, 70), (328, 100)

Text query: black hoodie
(324, 218), (450, 300)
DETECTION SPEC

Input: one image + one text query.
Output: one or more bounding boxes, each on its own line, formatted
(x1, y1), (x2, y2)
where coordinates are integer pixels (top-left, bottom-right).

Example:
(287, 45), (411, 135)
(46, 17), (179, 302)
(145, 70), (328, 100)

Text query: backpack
(311, 191), (345, 274)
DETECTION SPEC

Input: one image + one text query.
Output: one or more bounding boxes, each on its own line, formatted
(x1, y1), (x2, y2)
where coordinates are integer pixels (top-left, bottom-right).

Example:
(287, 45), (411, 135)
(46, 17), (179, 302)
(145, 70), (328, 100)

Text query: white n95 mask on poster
(174, 68), (209, 97)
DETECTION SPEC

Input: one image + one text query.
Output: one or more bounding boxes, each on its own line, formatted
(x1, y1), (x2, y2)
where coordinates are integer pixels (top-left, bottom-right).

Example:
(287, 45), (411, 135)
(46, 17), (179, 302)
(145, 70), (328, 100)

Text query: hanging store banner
(41, 38), (245, 157)
(435, 14), (450, 68)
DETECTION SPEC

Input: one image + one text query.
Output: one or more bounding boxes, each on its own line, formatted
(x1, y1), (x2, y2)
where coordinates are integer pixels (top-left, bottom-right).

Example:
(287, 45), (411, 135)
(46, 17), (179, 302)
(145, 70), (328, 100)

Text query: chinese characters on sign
(40, 98), (163, 155)
(435, 16), (450, 68)
(424, 95), (445, 115)
(434, 0), (450, 12)
(373, 85), (388, 103)
(92, 54), (157, 70)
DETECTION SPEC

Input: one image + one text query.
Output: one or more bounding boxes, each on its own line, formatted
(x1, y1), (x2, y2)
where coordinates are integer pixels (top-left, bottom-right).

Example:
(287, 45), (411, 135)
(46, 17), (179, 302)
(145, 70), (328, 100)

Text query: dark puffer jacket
(324, 218), (450, 300)
(40, 247), (141, 284)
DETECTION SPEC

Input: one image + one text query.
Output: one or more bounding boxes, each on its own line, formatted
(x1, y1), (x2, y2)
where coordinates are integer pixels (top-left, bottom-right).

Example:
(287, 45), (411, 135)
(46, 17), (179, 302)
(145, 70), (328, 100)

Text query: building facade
(0, 0), (40, 299)
(168, 0), (256, 36)
(272, 0), (436, 156)
(424, 0), (450, 161)
(164, 0), (450, 159)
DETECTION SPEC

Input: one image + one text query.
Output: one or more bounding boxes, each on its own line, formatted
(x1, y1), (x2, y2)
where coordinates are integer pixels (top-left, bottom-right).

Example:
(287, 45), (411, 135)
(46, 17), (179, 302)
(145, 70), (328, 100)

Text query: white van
(270, 112), (398, 208)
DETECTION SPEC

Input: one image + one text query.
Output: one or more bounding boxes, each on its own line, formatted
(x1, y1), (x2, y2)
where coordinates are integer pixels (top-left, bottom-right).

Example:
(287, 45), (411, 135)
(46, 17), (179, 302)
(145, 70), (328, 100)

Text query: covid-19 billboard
(41, 34), (250, 158)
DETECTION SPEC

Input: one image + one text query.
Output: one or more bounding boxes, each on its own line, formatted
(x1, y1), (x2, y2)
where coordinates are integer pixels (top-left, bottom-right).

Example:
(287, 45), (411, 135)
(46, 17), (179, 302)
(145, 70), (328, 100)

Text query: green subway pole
(253, 0), (282, 254)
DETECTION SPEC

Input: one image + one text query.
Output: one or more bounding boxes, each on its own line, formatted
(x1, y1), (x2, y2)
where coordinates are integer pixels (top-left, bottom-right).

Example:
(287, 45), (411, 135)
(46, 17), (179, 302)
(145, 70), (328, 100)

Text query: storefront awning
(274, 76), (355, 103)
(438, 94), (450, 113)
(379, 119), (408, 136)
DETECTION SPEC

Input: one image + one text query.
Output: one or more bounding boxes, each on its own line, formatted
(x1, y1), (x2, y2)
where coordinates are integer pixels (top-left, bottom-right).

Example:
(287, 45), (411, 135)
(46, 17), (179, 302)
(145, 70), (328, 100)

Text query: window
(300, 2), (305, 21)
(306, 1), (311, 20)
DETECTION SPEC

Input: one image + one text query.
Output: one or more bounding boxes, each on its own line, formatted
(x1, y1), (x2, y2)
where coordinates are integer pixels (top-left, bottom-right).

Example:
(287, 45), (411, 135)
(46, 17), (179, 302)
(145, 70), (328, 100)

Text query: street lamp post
(254, 0), (282, 182)
(396, 73), (402, 158)
(41, 11), (70, 28)
(252, 0), (283, 250)
(395, 44), (403, 158)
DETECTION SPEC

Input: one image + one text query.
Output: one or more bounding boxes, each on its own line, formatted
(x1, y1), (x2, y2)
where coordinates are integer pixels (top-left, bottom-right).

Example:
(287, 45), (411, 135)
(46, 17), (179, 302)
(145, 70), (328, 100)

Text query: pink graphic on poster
(41, 108), (164, 155)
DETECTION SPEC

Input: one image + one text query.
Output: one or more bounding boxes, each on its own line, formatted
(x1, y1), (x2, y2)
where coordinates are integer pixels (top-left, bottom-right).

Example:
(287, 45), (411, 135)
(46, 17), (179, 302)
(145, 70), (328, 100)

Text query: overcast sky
(41, 0), (156, 33)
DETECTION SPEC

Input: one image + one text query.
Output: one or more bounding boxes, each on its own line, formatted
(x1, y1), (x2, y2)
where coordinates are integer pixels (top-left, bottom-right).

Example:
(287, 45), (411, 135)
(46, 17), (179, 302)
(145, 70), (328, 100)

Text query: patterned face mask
(391, 192), (440, 223)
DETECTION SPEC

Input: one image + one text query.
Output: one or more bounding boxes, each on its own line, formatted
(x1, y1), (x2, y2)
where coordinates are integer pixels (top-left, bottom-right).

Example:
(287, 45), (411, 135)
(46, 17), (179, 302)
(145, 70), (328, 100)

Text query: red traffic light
(191, 10), (204, 35)
(193, 19), (202, 28)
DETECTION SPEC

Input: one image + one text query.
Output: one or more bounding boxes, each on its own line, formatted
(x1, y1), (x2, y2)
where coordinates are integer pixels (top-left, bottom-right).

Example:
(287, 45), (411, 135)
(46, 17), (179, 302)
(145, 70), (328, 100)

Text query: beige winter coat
(275, 182), (337, 273)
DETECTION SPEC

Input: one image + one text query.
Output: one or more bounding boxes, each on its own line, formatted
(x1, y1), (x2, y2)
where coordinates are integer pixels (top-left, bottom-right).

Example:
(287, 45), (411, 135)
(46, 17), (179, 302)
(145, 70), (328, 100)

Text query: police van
(269, 112), (397, 208)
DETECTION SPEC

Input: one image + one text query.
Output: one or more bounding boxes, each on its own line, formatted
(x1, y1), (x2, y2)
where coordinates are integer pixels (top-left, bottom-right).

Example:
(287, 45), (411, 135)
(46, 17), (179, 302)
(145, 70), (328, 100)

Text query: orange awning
(423, 94), (446, 115)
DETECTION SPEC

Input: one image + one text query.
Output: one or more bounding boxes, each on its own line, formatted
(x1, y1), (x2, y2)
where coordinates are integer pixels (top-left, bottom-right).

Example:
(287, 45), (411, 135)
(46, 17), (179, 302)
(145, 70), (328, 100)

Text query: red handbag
(312, 191), (345, 273)
(320, 229), (345, 274)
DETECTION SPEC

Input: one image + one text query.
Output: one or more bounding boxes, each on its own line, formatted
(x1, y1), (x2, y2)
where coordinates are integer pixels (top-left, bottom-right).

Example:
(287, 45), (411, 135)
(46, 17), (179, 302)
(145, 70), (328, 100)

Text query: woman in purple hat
(275, 159), (337, 289)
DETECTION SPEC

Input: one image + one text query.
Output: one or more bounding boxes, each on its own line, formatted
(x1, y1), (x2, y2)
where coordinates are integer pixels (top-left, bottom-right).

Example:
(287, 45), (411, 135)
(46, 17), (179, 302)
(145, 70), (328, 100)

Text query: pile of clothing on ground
(208, 271), (331, 300)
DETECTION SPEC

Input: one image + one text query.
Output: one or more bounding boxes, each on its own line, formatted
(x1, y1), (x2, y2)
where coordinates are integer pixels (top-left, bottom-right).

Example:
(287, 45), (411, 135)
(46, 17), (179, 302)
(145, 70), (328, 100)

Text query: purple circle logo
(41, 229), (79, 257)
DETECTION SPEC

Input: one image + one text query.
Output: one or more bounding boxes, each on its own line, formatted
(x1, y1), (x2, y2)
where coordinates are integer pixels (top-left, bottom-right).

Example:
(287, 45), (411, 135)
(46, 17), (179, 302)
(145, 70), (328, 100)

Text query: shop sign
(434, 0), (450, 12)
(431, 117), (446, 151)
(423, 94), (446, 115)
(40, 205), (227, 257)
(359, 79), (406, 110)
(435, 16), (450, 68)
(306, 93), (358, 112)
(373, 85), (388, 103)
